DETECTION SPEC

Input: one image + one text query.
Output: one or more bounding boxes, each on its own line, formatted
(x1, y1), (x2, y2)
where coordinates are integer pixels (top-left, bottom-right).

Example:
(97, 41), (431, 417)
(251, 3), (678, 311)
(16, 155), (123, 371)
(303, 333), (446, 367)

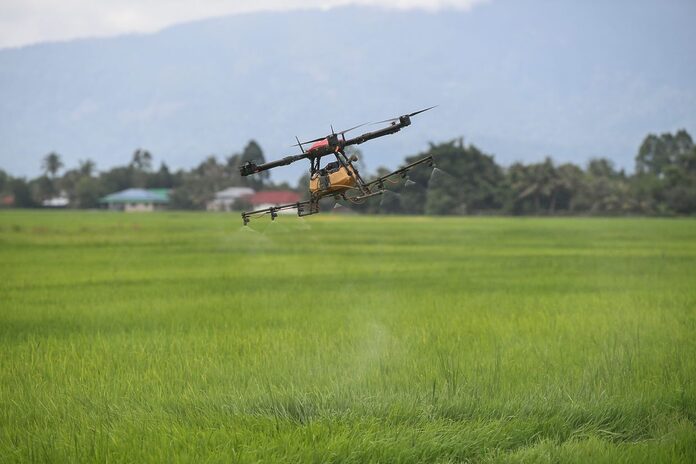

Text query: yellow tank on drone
(309, 161), (358, 196)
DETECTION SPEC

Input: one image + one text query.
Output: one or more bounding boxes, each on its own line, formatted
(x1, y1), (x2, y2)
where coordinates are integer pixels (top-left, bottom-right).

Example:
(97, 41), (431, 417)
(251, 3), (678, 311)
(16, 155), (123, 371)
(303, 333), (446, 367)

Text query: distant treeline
(1, 130), (695, 215)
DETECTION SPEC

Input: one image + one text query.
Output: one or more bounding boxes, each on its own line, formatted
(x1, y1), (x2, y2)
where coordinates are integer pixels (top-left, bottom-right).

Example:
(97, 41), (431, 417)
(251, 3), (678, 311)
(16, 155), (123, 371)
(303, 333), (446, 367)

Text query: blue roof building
(100, 188), (170, 212)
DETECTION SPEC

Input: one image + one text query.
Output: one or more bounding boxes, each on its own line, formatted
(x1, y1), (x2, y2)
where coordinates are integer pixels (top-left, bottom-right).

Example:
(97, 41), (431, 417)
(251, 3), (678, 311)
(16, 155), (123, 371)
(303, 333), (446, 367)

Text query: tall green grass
(1, 211), (695, 462)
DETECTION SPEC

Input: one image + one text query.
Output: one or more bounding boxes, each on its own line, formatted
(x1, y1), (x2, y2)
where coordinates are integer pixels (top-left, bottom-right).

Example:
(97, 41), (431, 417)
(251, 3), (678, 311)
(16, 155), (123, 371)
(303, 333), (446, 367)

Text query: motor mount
(326, 133), (340, 147)
(240, 161), (259, 176)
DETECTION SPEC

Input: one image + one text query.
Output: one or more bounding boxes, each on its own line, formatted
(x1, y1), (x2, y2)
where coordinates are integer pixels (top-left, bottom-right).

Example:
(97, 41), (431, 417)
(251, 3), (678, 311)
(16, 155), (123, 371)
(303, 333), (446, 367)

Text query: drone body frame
(240, 107), (436, 225)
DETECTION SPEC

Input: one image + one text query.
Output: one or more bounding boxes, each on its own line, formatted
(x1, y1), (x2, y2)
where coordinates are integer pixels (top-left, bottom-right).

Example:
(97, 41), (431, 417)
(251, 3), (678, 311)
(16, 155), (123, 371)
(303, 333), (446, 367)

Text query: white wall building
(207, 187), (255, 212)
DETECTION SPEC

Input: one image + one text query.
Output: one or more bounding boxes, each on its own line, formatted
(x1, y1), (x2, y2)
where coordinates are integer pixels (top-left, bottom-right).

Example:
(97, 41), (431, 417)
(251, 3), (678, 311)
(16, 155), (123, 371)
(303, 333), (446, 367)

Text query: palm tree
(537, 158), (559, 213)
(78, 159), (96, 177)
(556, 163), (584, 212)
(510, 163), (542, 212)
(510, 158), (558, 213)
(130, 149), (153, 171)
(42, 152), (63, 178)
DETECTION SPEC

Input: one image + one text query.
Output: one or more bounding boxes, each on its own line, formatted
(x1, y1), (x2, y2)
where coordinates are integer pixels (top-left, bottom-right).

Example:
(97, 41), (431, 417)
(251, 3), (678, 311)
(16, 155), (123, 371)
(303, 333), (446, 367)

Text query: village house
(100, 188), (170, 212)
(42, 193), (69, 208)
(0, 194), (15, 208)
(206, 187), (255, 212)
(248, 190), (301, 213)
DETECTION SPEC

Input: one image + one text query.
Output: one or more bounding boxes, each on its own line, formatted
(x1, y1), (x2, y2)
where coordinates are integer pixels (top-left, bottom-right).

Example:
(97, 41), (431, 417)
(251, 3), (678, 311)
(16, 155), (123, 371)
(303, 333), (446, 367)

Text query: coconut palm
(130, 149), (153, 171)
(42, 152), (63, 178)
(78, 159), (96, 177)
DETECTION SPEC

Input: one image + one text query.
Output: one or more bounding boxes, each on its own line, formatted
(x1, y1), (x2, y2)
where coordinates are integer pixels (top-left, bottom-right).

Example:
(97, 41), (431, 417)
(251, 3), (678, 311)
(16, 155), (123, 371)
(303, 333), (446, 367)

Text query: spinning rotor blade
(291, 135), (325, 147)
(338, 121), (371, 135)
(408, 105), (438, 117)
(372, 105), (438, 125)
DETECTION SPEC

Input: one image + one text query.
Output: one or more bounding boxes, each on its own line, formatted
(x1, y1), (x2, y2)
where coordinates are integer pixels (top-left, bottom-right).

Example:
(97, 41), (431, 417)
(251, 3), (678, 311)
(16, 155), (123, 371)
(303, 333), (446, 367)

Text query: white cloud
(0, 0), (488, 49)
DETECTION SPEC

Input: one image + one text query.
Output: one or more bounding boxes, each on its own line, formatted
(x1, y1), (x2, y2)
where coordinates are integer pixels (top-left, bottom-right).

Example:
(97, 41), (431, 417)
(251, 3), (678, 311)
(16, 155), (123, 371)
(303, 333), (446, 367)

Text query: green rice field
(1, 211), (695, 462)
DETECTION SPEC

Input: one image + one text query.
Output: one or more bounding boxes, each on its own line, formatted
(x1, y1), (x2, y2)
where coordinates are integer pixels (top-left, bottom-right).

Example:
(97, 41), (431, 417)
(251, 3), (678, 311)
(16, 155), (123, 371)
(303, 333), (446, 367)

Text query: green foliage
(296, 172), (311, 201)
(171, 156), (236, 210)
(78, 159), (96, 177)
(239, 140), (269, 189)
(425, 179), (461, 214)
(1, 212), (695, 461)
(418, 139), (504, 214)
(241, 139), (264, 165)
(662, 147), (696, 214)
(631, 130), (696, 215)
(575, 159), (637, 214)
(41, 151), (63, 178)
(28, 175), (57, 204)
(130, 148), (153, 172)
(636, 130), (693, 176)
(0, 169), (8, 192)
(168, 187), (198, 210)
(373, 139), (505, 215)
(59, 168), (86, 204)
(555, 163), (585, 212)
(6, 131), (696, 214)
(74, 176), (102, 208)
(99, 166), (136, 194)
(7, 179), (35, 207)
(145, 162), (175, 188)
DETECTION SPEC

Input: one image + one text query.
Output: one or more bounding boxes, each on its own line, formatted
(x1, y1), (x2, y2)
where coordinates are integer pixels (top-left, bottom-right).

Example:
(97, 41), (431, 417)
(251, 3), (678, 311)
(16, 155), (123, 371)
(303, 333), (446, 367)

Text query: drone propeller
(292, 135), (326, 147)
(338, 121), (371, 136)
(295, 136), (305, 153)
(409, 105), (438, 117)
(292, 121), (371, 147)
(372, 105), (438, 125)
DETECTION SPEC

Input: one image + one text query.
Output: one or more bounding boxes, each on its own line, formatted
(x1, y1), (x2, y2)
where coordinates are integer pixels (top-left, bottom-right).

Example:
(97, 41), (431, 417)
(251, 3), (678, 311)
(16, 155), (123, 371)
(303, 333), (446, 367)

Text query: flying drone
(239, 106), (436, 224)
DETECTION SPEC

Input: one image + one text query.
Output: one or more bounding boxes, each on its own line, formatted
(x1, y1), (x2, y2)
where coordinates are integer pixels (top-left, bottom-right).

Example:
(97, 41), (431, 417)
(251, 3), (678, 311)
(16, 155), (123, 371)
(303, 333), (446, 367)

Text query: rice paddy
(1, 211), (695, 462)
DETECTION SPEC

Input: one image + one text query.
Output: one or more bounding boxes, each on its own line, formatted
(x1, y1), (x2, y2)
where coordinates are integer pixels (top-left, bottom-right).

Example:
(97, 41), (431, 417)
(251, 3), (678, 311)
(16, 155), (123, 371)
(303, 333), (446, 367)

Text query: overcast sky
(0, 0), (487, 49)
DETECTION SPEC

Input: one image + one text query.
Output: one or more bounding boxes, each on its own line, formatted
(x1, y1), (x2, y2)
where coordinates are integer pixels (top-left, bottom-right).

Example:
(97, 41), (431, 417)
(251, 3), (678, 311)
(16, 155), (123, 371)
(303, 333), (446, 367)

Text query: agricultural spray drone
(239, 106), (436, 224)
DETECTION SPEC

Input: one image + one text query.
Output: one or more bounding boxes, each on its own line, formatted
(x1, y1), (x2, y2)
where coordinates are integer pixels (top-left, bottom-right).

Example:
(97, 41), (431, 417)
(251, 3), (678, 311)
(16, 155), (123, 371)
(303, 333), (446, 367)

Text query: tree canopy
(2, 131), (695, 215)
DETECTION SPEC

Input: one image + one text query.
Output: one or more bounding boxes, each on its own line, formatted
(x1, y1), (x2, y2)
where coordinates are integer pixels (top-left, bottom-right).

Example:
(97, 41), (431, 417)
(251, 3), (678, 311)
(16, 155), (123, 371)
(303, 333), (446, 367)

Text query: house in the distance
(0, 194), (15, 208)
(100, 188), (170, 212)
(42, 193), (69, 208)
(248, 190), (301, 213)
(206, 187), (255, 212)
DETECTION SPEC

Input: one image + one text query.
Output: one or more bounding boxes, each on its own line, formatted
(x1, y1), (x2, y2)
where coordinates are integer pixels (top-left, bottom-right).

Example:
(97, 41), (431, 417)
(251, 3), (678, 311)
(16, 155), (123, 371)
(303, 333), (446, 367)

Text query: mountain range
(1, 0), (695, 183)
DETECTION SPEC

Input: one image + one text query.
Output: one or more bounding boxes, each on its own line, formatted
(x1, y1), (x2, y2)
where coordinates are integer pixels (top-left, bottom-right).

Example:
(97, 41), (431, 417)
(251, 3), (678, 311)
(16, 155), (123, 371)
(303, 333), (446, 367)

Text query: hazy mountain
(1, 0), (695, 183)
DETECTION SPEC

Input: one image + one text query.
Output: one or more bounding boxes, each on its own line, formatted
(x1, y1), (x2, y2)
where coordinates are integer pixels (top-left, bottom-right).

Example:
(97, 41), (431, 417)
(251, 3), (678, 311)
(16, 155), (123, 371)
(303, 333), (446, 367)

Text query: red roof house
(1, 194), (15, 207)
(248, 190), (301, 208)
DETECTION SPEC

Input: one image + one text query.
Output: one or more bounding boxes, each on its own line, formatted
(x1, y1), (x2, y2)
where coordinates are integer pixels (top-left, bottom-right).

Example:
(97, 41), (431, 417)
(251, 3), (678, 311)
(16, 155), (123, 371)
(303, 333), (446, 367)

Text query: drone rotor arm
(344, 106), (437, 147)
(362, 155), (434, 190)
(239, 152), (307, 176)
(343, 123), (404, 147)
